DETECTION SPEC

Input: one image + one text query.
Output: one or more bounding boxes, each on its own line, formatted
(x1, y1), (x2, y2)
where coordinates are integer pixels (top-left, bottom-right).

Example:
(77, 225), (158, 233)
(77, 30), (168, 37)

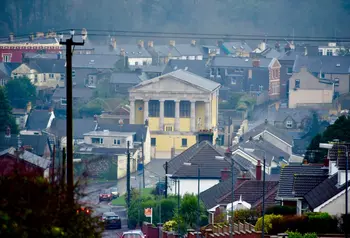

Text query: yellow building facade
(129, 69), (220, 159)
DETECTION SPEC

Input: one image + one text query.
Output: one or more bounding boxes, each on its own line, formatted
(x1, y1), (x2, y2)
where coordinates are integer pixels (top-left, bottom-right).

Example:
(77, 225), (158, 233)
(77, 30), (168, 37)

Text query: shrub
(163, 220), (177, 232)
(229, 209), (259, 224)
(287, 231), (317, 238)
(303, 233), (318, 238)
(270, 215), (308, 234)
(265, 205), (296, 215)
(255, 214), (282, 233)
(306, 212), (338, 234)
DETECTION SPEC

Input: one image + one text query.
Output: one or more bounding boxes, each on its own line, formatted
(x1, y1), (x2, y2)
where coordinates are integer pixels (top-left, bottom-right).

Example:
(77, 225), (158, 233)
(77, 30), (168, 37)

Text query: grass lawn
(111, 188), (153, 206)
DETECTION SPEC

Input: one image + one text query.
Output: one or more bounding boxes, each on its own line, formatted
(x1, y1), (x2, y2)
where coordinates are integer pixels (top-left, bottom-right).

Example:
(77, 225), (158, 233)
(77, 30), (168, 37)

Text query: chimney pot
(9, 33), (14, 42)
(169, 40), (175, 47)
(36, 32), (44, 38)
(120, 48), (125, 56)
(81, 28), (88, 41)
(138, 40), (144, 48)
(191, 40), (196, 46)
(220, 169), (231, 181)
(147, 41), (154, 48)
(26, 102), (32, 113)
(111, 38), (117, 50)
(323, 157), (329, 167)
(29, 34), (34, 41)
(252, 59), (260, 67)
(93, 114), (98, 122)
(48, 107), (53, 113)
(256, 160), (262, 181)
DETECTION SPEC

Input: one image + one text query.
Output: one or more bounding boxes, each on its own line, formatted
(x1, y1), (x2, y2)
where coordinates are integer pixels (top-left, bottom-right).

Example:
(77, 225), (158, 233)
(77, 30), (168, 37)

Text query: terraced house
(129, 69), (220, 159)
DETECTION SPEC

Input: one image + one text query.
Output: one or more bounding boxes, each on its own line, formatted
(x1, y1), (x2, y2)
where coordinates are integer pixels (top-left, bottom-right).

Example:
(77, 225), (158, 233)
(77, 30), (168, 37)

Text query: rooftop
(162, 59), (208, 78)
(0, 147), (50, 169)
(211, 56), (272, 68)
(293, 55), (350, 74)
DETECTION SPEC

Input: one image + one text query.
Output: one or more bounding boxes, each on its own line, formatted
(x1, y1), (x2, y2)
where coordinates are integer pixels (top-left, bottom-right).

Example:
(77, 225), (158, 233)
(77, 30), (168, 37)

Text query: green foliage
(179, 194), (207, 229)
(163, 220), (177, 232)
(93, 79), (113, 98)
(255, 214), (282, 233)
(228, 209), (259, 224)
(78, 103), (103, 117)
(5, 76), (36, 108)
(219, 92), (244, 109)
(0, 174), (103, 237)
(287, 231), (317, 238)
(265, 206), (296, 216)
(0, 87), (18, 134)
(306, 115), (350, 162)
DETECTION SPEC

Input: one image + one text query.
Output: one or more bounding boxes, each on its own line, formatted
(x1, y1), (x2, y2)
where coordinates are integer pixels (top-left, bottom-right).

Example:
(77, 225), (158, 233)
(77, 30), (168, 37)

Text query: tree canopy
(306, 115), (350, 162)
(5, 77), (36, 109)
(0, 87), (18, 134)
(0, 174), (103, 237)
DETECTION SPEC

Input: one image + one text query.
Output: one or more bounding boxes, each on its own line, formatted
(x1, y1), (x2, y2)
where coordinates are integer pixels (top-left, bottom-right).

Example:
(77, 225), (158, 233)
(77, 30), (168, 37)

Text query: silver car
(110, 187), (119, 198)
(121, 230), (146, 238)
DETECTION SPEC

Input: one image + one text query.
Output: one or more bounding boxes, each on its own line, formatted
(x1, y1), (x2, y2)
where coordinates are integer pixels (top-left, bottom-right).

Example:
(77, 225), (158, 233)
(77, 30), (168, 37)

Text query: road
(79, 159), (169, 238)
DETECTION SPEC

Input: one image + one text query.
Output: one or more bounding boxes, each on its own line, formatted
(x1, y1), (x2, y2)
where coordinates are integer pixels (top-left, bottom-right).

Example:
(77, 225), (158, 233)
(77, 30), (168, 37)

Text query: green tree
(306, 115), (350, 162)
(178, 194), (207, 229)
(0, 87), (18, 133)
(0, 174), (103, 237)
(5, 76), (36, 108)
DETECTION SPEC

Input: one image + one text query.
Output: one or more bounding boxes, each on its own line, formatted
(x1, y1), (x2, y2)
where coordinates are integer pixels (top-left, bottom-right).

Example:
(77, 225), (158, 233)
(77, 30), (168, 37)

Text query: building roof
(277, 164), (328, 199)
(116, 44), (152, 58)
(0, 62), (21, 76)
(211, 56), (272, 68)
(132, 69), (220, 92)
(26, 110), (53, 131)
(52, 87), (94, 99)
(162, 59), (208, 78)
(109, 72), (142, 84)
(151, 45), (182, 57)
(72, 54), (120, 69)
(293, 55), (350, 74)
(166, 140), (232, 178)
(261, 48), (283, 59)
(269, 107), (312, 123)
(328, 144), (350, 169)
(0, 134), (48, 156)
(304, 173), (350, 210)
(96, 123), (147, 143)
(25, 58), (66, 74)
(174, 44), (203, 56)
(200, 178), (279, 210)
(292, 174), (328, 197)
(0, 147), (50, 169)
(242, 122), (294, 146)
(46, 118), (97, 139)
(222, 42), (253, 54)
(76, 145), (131, 155)
(23, 53), (64, 59)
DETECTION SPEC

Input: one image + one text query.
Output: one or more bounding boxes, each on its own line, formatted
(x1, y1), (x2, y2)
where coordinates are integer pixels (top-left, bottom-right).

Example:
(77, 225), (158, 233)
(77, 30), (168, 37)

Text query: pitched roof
(211, 56), (272, 68)
(151, 45), (182, 57)
(242, 122), (294, 146)
(96, 123), (147, 142)
(174, 44), (203, 56)
(109, 72), (142, 84)
(46, 118), (97, 139)
(0, 134), (48, 156)
(200, 179), (279, 210)
(328, 144), (350, 169)
(132, 69), (220, 92)
(26, 110), (53, 131)
(304, 173), (350, 210)
(0, 62), (21, 76)
(72, 54), (120, 69)
(167, 140), (232, 178)
(0, 147), (50, 169)
(116, 44), (152, 58)
(292, 174), (328, 197)
(162, 59), (208, 78)
(52, 87), (94, 99)
(293, 55), (350, 74)
(277, 164), (328, 199)
(222, 42), (253, 54)
(26, 58), (66, 73)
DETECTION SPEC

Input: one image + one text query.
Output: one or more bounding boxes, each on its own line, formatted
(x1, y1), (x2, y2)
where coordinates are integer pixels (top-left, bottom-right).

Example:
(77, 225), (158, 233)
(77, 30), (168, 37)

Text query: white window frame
(60, 98), (67, 105)
(286, 120), (293, 128)
(49, 73), (55, 79)
(287, 67), (293, 75)
(91, 137), (103, 144)
(334, 78), (339, 86)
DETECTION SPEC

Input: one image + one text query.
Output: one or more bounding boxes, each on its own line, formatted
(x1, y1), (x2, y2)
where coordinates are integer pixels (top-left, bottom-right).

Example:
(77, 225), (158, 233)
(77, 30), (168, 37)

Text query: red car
(99, 189), (112, 202)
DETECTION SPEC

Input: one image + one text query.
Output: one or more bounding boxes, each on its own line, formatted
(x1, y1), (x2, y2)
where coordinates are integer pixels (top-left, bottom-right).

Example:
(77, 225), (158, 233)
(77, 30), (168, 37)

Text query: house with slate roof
(165, 140), (242, 196)
(24, 108), (55, 134)
(276, 164), (329, 214)
(304, 144), (350, 215)
(162, 59), (208, 78)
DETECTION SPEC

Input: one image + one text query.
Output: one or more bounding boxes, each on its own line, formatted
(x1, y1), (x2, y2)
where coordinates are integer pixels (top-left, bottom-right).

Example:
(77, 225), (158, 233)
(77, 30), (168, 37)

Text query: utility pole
(52, 145), (56, 183)
(165, 161), (168, 198)
(60, 30), (84, 205)
(61, 148), (66, 188)
(141, 135), (145, 188)
(126, 141), (131, 209)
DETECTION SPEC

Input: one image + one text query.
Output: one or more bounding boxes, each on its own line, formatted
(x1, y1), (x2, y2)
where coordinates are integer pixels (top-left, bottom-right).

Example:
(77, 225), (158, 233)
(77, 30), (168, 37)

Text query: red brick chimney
(221, 168), (231, 181)
(252, 59), (260, 67)
(256, 160), (262, 181)
(323, 157), (329, 167)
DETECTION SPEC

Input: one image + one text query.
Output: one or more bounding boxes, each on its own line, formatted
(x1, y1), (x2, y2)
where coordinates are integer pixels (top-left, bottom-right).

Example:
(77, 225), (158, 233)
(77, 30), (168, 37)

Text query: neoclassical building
(129, 69), (220, 159)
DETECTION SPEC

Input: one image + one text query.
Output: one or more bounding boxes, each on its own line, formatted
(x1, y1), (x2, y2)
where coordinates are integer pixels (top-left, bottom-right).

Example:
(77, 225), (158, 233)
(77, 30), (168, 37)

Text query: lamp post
(183, 162), (200, 238)
(215, 150), (236, 238)
(243, 148), (266, 238)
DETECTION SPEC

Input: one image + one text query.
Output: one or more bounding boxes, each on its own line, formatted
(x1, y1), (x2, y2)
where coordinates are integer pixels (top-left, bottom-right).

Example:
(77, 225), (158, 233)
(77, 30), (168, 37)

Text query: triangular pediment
(269, 58), (281, 69)
(130, 75), (208, 93)
(12, 64), (33, 74)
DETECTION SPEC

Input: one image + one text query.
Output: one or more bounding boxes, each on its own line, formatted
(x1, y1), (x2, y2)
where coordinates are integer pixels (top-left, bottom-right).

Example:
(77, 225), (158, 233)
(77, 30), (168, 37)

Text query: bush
(228, 209), (259, 224)
(306, 212), (338, 234)
(163, 220), (177, 232)
(270, 215), (308, 234)
(255, 214), (282, 233)
(287, 231), (317, 238)
(266, 205), (296, 215)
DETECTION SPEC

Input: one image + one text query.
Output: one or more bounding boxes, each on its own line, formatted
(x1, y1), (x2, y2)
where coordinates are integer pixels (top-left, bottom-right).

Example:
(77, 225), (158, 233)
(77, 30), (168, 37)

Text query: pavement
(79, 159), (169, 238)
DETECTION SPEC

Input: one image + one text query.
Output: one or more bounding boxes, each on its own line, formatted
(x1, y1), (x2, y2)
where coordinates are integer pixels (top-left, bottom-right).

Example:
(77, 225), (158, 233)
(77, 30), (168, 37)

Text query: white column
(159, 99), (165, 130)
(143, 99), (149, 123)
(190, 100), (196, 132)
(175, 100), (180, 131)
(205, 101), (210, 129)
(129, 99), (135, 124)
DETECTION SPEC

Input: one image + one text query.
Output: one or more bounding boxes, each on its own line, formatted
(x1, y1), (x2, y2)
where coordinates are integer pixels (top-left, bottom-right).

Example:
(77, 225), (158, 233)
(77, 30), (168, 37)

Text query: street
(79, 159), (169, 237)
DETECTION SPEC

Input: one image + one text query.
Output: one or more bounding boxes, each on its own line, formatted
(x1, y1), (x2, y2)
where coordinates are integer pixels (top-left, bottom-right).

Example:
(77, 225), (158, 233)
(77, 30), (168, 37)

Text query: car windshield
(110, 188), (118, 192)
(106, 216), (119, 220)
(101, 189), (110, 194)
(122, 234), (142, 238)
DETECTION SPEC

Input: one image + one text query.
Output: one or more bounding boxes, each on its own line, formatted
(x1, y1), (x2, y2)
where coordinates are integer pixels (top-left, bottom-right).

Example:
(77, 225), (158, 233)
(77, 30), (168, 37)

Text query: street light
(320, 142), (349, 238)
(215, 152), (235, 238)
(243, 147), (266, 238)
(150, 175), (163, 224)
(183, 162), (201, 238)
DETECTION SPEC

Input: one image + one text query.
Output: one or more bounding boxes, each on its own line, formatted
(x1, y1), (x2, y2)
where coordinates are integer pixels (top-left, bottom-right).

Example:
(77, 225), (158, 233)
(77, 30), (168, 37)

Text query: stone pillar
(143, 99), (149, 123)
(205, 101), (210, 129)
(159, 99), (165, 130)
(129, 99), (135, 124)
(190, 100), (196, 132)
(175, 100), (180, 131)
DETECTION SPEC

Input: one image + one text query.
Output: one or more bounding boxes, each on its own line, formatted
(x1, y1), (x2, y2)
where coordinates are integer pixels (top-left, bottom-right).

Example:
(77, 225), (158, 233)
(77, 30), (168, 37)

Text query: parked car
(122, 230), (146, 238)
(101, 212), (121, 229)
(110, 187), (119, 198)
(99, 189), (112, 202)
